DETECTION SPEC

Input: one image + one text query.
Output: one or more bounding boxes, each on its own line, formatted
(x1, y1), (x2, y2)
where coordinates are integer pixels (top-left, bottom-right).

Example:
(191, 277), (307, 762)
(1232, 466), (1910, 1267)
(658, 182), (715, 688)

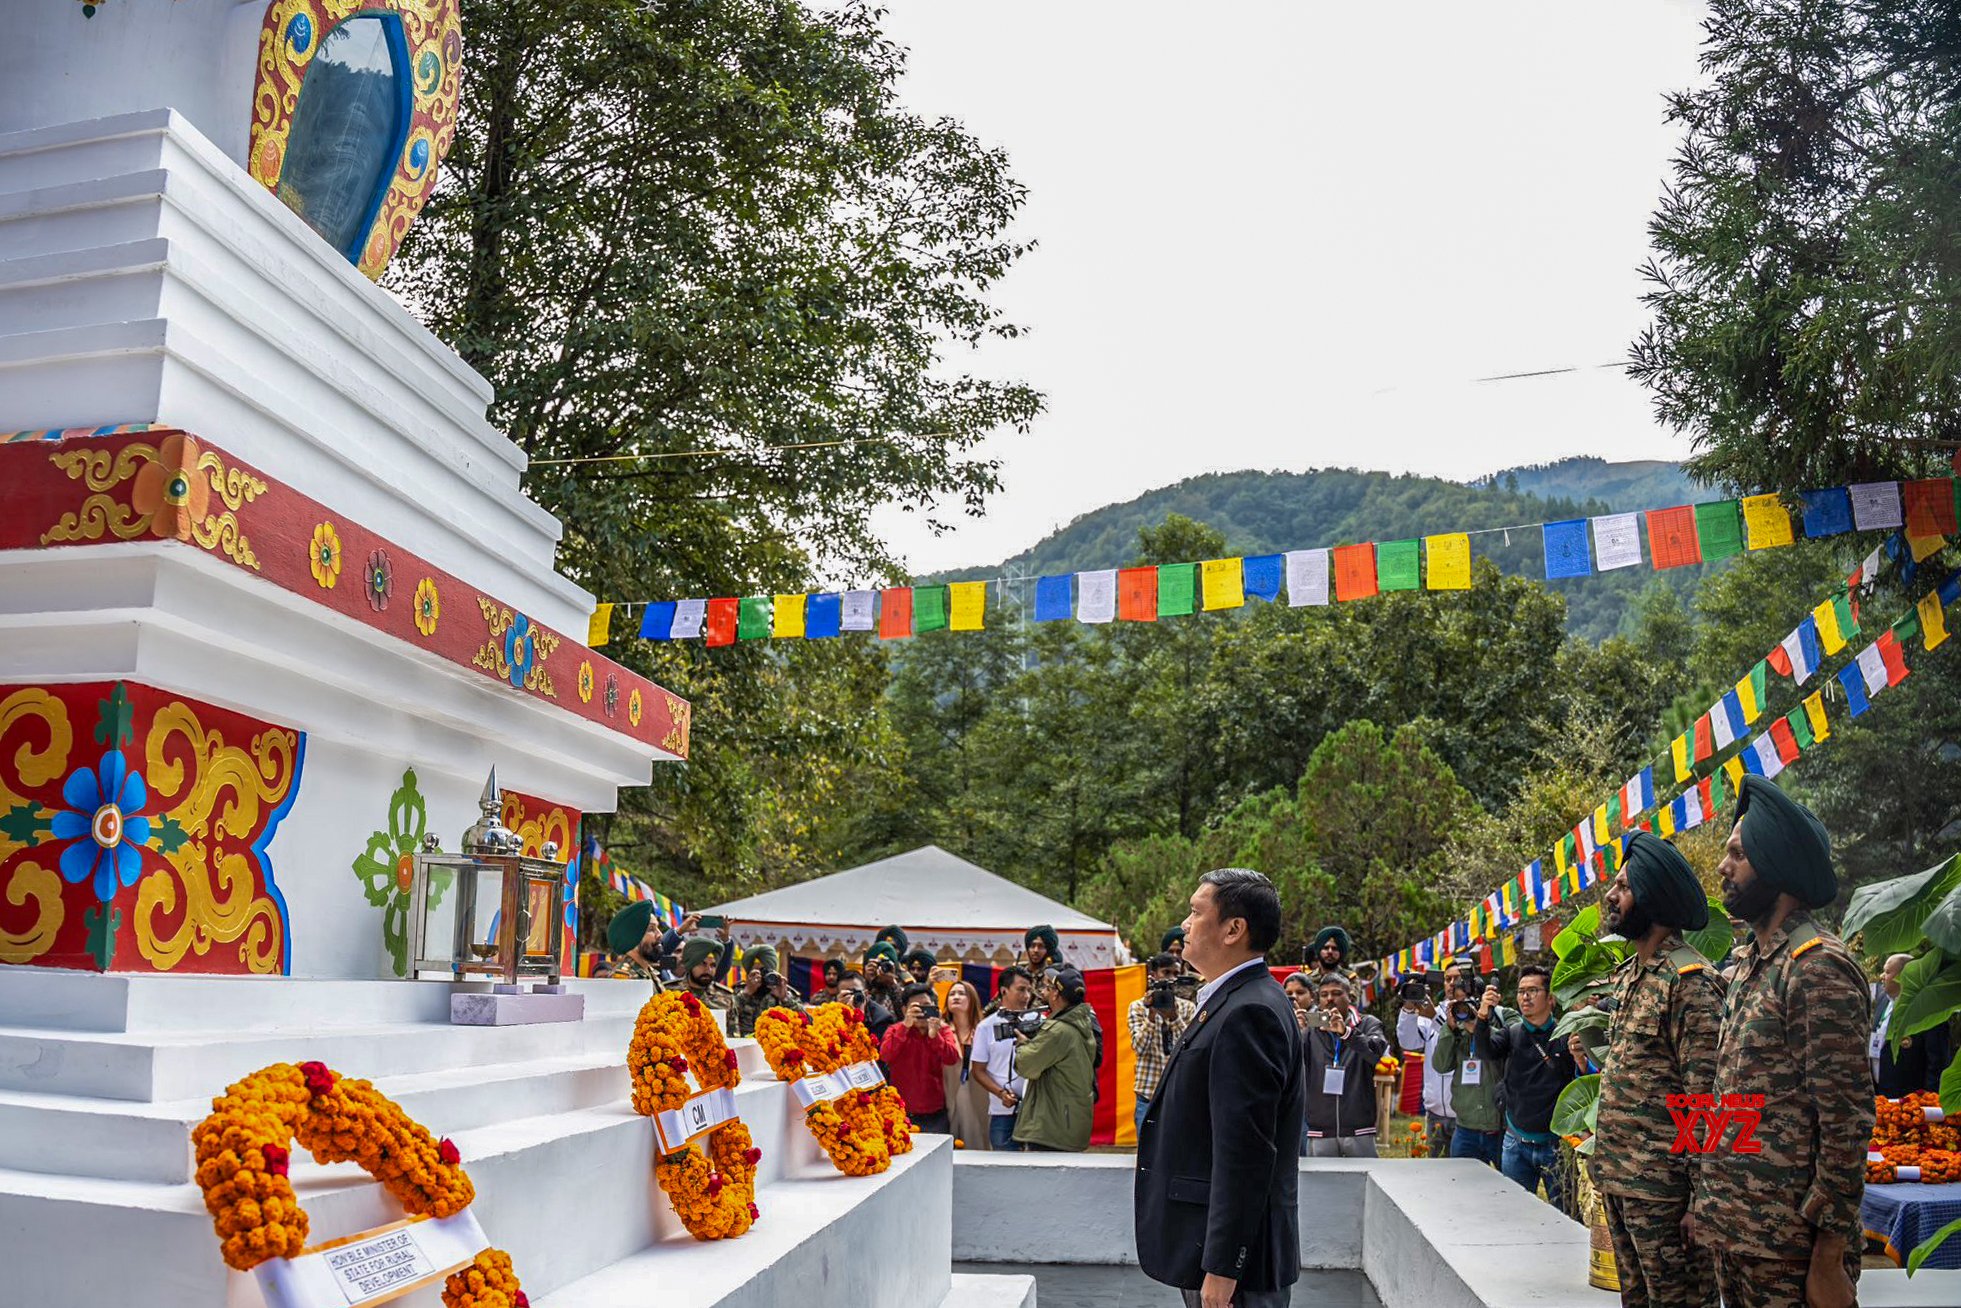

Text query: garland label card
(654, 1085), (739, 1154)
(253, 1210), (489, 1308)
(791, 1060), (887, 1108)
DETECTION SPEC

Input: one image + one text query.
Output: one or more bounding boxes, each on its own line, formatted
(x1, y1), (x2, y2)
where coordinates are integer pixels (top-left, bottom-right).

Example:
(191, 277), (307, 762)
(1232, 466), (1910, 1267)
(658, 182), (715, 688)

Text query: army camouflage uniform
(679, 978), (738, 1014)
(608, 954), (665, 987)
(1689, 910), (1872, 1308)
(731, 984), (805, 1037)
(1588, 935), (1724, 1308)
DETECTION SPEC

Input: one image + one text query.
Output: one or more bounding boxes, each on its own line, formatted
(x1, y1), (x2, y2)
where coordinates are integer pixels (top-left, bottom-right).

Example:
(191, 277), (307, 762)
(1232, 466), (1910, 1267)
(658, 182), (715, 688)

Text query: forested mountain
(931, 458), (1716, 643)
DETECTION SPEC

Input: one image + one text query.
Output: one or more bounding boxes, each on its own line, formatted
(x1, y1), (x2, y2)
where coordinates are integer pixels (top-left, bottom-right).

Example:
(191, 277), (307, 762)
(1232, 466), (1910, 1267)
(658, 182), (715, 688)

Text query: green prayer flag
(1694, 501), (1744, 561)
(738, 595), (772, 640)
(1377, 539), (1420, 591)
(915, 585), (949, 632)
(1709, 765), (1727, 813)
(1892, 607), (1920, 642)
(1606, 793), (1622, 828)
(1786, 706), (1813, 751)
(1748, 659), (1769, 711)
(1157, 563), (1197, 617)
(1832, 590), (1858, 641)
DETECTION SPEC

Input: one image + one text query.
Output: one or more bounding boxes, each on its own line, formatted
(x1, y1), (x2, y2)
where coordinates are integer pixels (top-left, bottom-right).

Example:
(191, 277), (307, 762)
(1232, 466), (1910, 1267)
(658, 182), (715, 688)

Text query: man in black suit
(1136, 868), (1306, 1308)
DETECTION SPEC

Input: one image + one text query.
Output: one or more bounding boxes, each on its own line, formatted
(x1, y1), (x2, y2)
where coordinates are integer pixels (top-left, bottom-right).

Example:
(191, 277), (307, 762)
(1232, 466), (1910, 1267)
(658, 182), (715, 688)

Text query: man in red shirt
(879, 982), (961, 1133)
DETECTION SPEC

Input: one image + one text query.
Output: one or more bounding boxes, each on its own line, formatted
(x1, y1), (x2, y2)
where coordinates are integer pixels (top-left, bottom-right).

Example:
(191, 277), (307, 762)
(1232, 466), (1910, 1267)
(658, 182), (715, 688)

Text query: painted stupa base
(0, 970), (954, 1308)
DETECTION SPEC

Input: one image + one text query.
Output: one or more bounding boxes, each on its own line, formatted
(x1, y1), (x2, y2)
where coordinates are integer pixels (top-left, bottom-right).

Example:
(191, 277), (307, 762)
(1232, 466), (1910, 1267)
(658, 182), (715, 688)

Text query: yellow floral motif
(661, 693), (692, 757)
(628, 689), (643, 727)
(413, 577), (441, 636)
(308, 522), (342, 589)
(41, 440), (267, 569)
(471, 598), (561, 698)
(135, 703), (295, 974)
(577, 661), (594, 704)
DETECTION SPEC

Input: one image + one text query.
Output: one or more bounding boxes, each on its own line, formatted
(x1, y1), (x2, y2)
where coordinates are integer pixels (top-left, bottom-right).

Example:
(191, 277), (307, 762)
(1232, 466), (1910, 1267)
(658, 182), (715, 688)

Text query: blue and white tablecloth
(1863, 1181), (1961, 1269)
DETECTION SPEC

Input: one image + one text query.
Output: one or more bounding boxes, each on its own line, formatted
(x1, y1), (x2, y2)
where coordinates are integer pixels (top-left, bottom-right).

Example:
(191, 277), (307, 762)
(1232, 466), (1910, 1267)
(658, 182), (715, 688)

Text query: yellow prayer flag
(1554, 839), (1570, 879)
(949, 580), (988, 631)
(1741, 494), (1793, 550)
(1722, 755), (1745, 793)
(587, 602), (614, 648)
(1670, 733), (1691, 784)
(1656, 803), (1676, 838)
(1592, 805), (1609, 846)
(1734, 675), (1759, 723)
(1498, 935), (1518, 967)
(1909, 534), (1946, 563)
(1920, 590), (1949, 651)
(1201, 558), (1245, 611)
(1803, 690), (1830, 743)
(772, 593), (806, 639)
(1812, 599), (1846, 655)
(1424, 534), (1472, 590)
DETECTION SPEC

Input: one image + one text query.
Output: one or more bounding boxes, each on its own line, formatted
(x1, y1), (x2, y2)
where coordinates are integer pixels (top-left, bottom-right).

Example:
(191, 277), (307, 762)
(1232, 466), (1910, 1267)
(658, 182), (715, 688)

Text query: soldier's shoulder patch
(1790, 937), (1825, 959)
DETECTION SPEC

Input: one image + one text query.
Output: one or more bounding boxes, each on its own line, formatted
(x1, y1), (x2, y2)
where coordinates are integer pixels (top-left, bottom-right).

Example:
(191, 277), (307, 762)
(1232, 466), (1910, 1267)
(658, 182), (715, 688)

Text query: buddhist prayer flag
(1671, 733), (1692, 784)
(772, 593), (807, 639)
(1741, 494), (1794, 550)
(1876, 630), (1910, 686)
(1628, 767), (1655, 815)
(1157, 563), (1197, 617)
(1712, 692), (1744, 749)
(1286, 549), (1330, 606)
(1770, 716), (1801, 764)
(1243, 554), (1284, 602)
(1201, 558), (1245, 610)
(1700, 772), (1719, 819)
(1803, 690), (1830, 743)
(672, 598), (707, 640)
(1591, 805), (1610, 847)
(1692, 713), (1713, 761)
(639, 601), (675, 640)
(1749, 733), (1783, 778)
(805, 592), (842, 639)
(588, 603), (615, 647)
(915, 585), (949, 633)
(1849, 481), (1903, 530)
(1543, 519), (1592, 578)
(841, 591), (877, 631)
(1078, 570), (1117, 624)
(1592, 513), (1643, 571)
(704, 597), (738, 647)
(1425, 534), (1472, 590)
(1694, 501), (1744, 562)
(1837, 660), (1870, 717)
(1920, 590), (1949, 651)
(1813, 596), (1848, 654)
(1118, 567), (1157, 621)
(1909, 532), (1947, 563)
(1800, 488), (1853, 537)
(1772, 618), (1822, 685)
(1785, 705), (1813, 751)
(1376, 539), (1420, 591)
(1655, 801), (1676, 837)
(1647, 505), (1702, 570)
(1332, 544), (1378, 601)
(1035, 575), (1073, 622)
(739, 595), (772, 640)
(1684, 783), (1705, 830)
(948, 581), (987, 631)
(1722, 754), (1746, 793)
(879, 587), (914, 639)
(1904, 478), (1959, 539)
(1739, 660), (1768, 723)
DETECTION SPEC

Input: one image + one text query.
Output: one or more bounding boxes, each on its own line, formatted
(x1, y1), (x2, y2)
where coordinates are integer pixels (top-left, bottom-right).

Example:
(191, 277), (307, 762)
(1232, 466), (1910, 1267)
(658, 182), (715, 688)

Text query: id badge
(1460, 1058), (1482, 1086)
(1322, 1066), (1346, 1096)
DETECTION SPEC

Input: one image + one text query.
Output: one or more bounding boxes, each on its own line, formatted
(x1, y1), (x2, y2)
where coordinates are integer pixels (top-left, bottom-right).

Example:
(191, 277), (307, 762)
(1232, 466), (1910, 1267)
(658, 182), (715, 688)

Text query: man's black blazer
(1135, 960), (1305, 1292)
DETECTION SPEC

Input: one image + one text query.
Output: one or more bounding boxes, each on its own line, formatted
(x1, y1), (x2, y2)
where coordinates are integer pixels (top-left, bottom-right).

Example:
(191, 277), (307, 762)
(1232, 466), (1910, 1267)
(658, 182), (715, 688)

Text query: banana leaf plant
(1551, 1072), (1600, 1155)
(1549, 898), (1736, 1011)
(1840, 853), (1961, 1274)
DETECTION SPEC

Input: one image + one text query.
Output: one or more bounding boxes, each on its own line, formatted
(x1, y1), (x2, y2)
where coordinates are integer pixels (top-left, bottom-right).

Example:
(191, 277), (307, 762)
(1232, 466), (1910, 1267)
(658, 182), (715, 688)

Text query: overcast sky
(863, 0), (1711, 575)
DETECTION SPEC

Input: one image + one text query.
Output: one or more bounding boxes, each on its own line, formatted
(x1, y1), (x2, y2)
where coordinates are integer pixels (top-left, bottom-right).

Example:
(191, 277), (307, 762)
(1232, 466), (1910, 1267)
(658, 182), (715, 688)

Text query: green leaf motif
(1550, 1073), (1599, 1139)
(1922, 883), (1961, 957)
(0, 802), (46, 848)
(1889, 952), (1961, 1055)
(83, 904), (120, 971)
(151, 814), (188, 855)
(94, 681), (134, 748)
(1687, 905), (1737, 970)
(352, 768), (431, 978)
(1844, 857), (1961, 959)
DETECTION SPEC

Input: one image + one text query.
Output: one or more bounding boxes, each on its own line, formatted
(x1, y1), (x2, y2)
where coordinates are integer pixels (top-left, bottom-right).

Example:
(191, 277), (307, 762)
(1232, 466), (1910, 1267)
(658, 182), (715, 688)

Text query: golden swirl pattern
(40, 440), (266, 570)
(0, 862), (65, 965)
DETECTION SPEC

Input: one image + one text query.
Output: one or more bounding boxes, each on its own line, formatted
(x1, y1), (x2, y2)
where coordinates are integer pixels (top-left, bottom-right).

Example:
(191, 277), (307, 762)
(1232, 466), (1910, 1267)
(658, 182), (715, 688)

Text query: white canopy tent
(704, 845), (1126, 970)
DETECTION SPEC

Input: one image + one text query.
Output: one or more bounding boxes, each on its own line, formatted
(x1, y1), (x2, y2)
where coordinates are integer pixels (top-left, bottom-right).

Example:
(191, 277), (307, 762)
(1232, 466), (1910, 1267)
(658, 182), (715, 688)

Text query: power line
(528, 432), (944, 468)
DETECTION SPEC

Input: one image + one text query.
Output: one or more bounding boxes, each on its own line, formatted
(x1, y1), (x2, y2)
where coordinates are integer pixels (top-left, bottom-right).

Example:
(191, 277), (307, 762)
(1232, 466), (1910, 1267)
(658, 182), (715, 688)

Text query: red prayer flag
(1698, 775), (1715, 817)
(879, 587), (914, 639)
(1117, 567), (1158, 621)
(1877, 630), (1910, 686)
(703, 597), (738, 647)
(1769, 717), (1801, 765)
(1904, 478), (1959, 538)
(1646, 505), (1703, 570)
(1766, 644), (1792, 678)
(1692, 714), (1713, 761)
(1333, 543), (1378, 602)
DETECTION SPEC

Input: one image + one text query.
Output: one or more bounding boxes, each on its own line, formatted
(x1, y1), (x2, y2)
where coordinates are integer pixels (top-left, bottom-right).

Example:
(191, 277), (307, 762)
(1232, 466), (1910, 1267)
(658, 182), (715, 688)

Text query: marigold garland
(825, 1004), (915, 1157)
(628, 990), (760, 1239)
(756, 1004), (896, 1175)
(190, 1061), (525, 1307)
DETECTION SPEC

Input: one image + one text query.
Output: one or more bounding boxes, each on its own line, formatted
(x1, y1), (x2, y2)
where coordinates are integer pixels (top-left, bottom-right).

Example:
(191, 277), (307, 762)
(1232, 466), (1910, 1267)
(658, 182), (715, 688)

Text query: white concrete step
(940, 1274), (1036, 1308)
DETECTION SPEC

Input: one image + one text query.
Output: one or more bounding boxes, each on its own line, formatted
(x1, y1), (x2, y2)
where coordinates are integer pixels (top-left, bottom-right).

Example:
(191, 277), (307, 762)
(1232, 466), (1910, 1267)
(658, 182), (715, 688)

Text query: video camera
(1146, 977), (1181, 1012)
(994, 1006), (1048, 1040)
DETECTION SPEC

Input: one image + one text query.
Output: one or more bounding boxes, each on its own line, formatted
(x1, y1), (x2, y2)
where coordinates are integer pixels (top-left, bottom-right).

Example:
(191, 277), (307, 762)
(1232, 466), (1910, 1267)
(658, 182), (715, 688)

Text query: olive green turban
(1734, 776), (1837, 908)
(875, 925), (910, 954)
(743, 945), (779, 973)
(1623, 831), (1708, 931)
(1313, 926), (1351, 960)
(1160, 926), (1186, 951)
(606, 900), (654, 955)
(680, 935), (724, 973)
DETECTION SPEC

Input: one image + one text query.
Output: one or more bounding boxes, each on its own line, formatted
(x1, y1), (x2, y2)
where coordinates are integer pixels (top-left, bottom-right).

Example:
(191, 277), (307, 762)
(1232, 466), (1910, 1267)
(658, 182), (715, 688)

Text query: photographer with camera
(1395, 973), (1455, 1157)
(1301, 972), (1387, 1156)
(862, 942), (907, 1018)
(1472, 963), (1578, 1213)
(731, 944), (804, 1037)
(1127, 953), (1198, 1136)
(834, 969), (897, 1040)
(1434, 963), (1509, 1166)
(878, 982), (962, 1133)
(969, 966), (1037, 1150)
(1013, 965), (1097, 1152)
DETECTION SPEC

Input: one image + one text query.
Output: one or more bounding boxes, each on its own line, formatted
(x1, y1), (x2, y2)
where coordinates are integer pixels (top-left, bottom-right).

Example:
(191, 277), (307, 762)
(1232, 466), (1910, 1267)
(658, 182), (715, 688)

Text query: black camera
(1147, 979), (1180, 1012)
(994, 1007), (1047, 1039)
(762, 970), (782, 991)
(1398, 977), (1431, 1005)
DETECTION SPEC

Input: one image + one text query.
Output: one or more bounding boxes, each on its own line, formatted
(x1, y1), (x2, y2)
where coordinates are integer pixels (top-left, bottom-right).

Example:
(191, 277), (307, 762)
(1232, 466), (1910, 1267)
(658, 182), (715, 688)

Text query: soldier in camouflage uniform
(1688, 776), (1871, 1308)
(1576, 832), (1724, 1308)
(604, 901), (666, 988)
(675, 934), (737, 1013)
(731, 944), (805, 1036)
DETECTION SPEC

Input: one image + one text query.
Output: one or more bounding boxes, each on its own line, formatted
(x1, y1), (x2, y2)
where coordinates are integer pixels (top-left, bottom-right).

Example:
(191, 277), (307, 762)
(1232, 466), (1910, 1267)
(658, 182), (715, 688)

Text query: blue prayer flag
(1838, 662), (1870, 717)
(1034, 574), (1074, 622)
(1635, 767), (1655, 812)
(1671, 794), (1689, 831)
(805, 592), (842, 638)
(1738, 741), (1764, 776)
(1719, 689), (1747, 738)
(1242, 554), (1284, 602)
(639, 601), (677, 640)
(1543, 519), (1593, 579)
(1800, 488), (1853, 537)
(1941, 569), (1961, 606)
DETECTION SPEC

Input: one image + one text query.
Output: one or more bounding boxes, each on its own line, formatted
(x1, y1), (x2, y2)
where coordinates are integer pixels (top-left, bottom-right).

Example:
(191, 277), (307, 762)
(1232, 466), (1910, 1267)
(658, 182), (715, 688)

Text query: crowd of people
(598, 774), (1951, 1308)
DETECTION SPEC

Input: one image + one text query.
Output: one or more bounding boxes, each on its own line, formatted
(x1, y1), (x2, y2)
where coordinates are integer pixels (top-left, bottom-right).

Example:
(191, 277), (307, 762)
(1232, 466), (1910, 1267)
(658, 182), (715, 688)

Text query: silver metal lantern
(406, 769), (565, 985)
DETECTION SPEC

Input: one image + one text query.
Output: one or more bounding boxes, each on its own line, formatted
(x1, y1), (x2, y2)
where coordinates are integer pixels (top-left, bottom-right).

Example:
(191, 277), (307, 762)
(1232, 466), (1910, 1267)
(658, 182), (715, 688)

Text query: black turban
(901, 947), (936, 971)
(875, 925), (910, 954)
(1025, 924), (1061, 957)
(607, 900), (653, 955)
(1160, 926), (1186, 951)
(1313, 926), (1351, 960)
(1623, 831), (1708, 931)
(1734, 776), (1838, 908)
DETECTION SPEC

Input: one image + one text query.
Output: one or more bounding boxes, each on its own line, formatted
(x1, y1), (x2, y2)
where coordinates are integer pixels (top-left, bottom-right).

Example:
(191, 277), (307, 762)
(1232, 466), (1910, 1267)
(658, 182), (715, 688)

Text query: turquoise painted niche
(276, 14), (412, 259)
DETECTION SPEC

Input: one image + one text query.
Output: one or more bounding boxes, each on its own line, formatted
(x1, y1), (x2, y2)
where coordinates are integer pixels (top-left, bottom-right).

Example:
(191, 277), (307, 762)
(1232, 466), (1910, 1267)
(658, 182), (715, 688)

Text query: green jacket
(1433, 1005), (1515, 1133)
(1012, 1000), (1097, 1151)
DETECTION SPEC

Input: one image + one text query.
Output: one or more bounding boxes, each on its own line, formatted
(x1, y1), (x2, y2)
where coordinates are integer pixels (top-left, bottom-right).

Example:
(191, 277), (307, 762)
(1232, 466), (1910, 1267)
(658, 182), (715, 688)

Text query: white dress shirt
(1194, 956), (1268, 1012)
